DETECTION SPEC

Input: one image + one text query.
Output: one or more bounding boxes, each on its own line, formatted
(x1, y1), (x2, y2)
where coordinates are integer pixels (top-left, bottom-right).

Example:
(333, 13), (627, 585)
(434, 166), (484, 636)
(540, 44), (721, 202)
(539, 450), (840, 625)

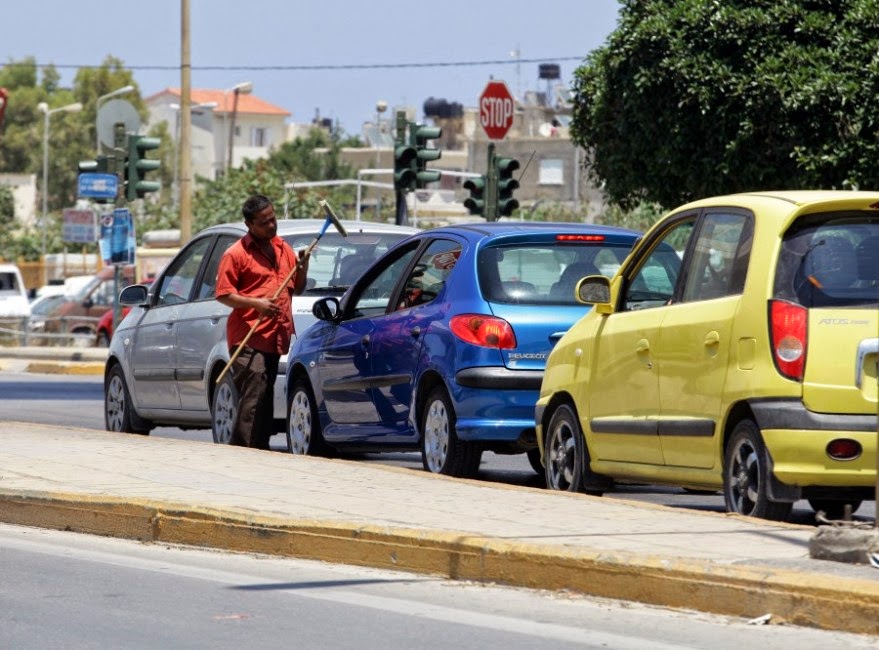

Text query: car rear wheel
(808, 498), (863, 520)
(104, 364), (150, 435)
(544, 403), (605, 494)
(286, 376), (329, 456)
(211, 372), (238, 444)
(723, 419), (793, 521)
(421, 386), (481, 478)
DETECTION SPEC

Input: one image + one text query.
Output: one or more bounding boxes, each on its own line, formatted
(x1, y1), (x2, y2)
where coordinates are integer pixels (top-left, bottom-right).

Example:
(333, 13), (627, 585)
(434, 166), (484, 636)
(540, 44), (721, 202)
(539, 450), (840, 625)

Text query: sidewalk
(0, 345), (105, 375)
(1, 422), (878, 637)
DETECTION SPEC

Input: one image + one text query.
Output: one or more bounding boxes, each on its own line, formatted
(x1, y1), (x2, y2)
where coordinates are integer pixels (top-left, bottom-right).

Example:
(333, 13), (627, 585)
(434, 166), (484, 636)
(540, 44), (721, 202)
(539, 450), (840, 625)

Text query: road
(3, 523), (876, 650)
(0, 370), (873, 526)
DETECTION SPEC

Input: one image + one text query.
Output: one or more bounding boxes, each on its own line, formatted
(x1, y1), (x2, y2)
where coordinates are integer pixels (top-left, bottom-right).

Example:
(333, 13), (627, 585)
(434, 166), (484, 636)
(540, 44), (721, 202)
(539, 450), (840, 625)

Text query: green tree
(571, 0), (879, 209)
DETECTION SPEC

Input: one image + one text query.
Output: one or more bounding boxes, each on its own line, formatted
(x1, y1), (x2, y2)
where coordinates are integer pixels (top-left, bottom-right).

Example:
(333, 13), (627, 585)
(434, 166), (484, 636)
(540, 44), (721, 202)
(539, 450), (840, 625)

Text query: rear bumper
(750, 398), (877, 488)
(452, 367), (542, 447)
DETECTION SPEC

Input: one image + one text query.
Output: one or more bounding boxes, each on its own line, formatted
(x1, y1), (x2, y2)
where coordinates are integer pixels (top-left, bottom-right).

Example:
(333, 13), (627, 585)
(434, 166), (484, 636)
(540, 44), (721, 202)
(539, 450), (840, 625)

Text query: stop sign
(479, 80), (515, 140)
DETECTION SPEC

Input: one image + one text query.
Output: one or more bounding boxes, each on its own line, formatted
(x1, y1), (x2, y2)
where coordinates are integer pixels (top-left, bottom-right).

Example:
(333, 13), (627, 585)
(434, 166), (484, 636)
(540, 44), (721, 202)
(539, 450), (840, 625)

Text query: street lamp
(224, 81), (253, 172)
(39, 100), (83, 256)
(169, 101), (217, 208)
(95, 84), (135, 153)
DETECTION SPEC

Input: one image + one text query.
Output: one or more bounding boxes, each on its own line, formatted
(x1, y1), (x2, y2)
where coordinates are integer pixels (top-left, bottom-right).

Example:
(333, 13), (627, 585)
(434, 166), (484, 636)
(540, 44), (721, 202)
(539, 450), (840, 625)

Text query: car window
(397, 239), (461, 310)
(195, 235), (237, 301)
(282, 231), (412, 288)
(681, 211), (752, 302)
(479, 241), (634, 305)
(775, 213), (879, 307)
(623, 219), (694, 310)
(154, 236), (213, 306)
(350, 247), (420, 319)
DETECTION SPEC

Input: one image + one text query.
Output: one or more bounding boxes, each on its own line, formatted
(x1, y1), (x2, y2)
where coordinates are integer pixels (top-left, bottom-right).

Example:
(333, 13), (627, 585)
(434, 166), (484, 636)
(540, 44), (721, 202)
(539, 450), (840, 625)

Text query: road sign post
(479, 80), (515, 141)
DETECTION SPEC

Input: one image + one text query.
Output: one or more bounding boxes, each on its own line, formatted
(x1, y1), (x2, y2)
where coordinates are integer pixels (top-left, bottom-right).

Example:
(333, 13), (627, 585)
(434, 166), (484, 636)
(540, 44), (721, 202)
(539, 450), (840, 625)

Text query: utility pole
(179, 0), (193, 244)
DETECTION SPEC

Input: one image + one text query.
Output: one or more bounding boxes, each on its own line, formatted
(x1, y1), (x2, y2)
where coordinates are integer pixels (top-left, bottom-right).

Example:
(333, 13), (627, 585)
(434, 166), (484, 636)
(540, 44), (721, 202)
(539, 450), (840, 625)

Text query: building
(144, 88), (291, 182)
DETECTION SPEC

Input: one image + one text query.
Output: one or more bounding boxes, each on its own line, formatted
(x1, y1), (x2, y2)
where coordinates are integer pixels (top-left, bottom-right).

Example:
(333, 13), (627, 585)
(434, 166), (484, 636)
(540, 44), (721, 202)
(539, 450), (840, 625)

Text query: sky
(5, 1), (622, 135)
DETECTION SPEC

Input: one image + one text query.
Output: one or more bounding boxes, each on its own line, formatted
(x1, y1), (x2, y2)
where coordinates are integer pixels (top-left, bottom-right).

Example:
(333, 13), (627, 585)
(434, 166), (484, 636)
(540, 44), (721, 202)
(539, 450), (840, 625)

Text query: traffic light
(78, 155), (113, 174)
(412, 124), (442, 188)
(125, 134), (161, 201)
(394, 141), (417, 192)
(462, 175), (486, 216)
(495, 156), (520, 217)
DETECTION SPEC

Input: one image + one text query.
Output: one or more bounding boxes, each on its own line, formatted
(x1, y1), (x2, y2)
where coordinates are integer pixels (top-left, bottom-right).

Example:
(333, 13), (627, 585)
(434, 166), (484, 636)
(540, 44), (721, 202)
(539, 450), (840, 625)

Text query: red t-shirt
(216, 233), (298, 354)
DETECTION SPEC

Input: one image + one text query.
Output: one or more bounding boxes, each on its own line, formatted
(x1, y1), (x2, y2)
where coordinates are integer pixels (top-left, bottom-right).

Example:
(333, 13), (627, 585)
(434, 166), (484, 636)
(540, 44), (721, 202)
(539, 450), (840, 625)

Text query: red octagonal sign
(479, 80), (515, 140)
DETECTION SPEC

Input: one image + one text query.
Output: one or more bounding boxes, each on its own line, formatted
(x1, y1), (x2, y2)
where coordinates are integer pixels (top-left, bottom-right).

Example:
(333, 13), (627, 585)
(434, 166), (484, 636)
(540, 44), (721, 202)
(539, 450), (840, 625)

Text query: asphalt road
(0, 370), (874, 526)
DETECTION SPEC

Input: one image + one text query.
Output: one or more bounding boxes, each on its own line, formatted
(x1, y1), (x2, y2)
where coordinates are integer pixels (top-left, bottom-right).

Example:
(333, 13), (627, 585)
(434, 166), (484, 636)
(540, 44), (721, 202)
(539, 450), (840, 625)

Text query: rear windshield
(282, 231), (411, 288)
(774, 213), (879, 308)
(478, 241), (634, 305)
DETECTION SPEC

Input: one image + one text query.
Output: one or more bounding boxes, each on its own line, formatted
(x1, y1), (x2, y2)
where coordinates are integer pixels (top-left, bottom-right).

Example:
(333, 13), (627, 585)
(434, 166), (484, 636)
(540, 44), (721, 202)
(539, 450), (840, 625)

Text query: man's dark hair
(242, 194), (273, 222)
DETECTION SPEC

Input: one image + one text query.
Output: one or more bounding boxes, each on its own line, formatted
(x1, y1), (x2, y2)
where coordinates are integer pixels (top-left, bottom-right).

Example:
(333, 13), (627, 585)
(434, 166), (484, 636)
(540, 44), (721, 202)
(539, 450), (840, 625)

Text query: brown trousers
(230, 346), (280, 449)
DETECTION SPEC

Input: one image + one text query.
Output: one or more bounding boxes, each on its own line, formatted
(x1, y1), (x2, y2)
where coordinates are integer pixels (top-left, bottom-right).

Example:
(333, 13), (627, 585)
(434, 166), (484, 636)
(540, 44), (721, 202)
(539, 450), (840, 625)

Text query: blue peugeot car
(285, 221), (641, 477)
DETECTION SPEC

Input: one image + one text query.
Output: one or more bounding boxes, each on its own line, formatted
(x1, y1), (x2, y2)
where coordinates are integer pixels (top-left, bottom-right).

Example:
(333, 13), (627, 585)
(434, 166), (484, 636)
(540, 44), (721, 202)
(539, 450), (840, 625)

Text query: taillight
(826, 438), (862, 461)
(450, 314), (517, 349)
(768, 299), (807, 381)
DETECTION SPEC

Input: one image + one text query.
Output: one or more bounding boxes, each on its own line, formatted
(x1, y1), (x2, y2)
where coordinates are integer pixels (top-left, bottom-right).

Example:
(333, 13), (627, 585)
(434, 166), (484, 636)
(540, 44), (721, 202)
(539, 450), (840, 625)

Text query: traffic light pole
(485, 142), (499, 222)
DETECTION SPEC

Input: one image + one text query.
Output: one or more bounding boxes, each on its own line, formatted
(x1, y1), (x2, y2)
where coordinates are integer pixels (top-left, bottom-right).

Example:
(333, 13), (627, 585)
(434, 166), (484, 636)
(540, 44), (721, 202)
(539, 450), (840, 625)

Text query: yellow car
(535, 191), (878, 521)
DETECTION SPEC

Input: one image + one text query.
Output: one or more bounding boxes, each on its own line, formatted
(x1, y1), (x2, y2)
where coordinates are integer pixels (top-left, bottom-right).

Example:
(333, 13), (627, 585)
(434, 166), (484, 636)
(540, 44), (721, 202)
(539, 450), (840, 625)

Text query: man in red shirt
(216, 194), (309, 448)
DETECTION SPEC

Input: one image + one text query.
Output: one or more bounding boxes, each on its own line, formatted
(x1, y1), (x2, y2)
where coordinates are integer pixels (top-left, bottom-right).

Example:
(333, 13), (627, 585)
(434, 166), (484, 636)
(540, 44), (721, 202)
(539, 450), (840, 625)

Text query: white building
(144, 88), (291, 182)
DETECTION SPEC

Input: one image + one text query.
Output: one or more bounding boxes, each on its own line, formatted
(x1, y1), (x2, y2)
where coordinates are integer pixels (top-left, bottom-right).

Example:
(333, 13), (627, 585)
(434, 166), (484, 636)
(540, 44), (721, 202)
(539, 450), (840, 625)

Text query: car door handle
(410, 326), (421, 338)
(704, 331), (720, 347)
(636, 338), (650, 353)
(361, 334), (370, 347)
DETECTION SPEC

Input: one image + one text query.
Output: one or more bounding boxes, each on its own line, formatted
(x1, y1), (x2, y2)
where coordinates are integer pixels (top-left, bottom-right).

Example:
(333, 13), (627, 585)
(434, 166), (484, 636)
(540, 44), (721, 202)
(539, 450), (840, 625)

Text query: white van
(0, 263), (31, 342)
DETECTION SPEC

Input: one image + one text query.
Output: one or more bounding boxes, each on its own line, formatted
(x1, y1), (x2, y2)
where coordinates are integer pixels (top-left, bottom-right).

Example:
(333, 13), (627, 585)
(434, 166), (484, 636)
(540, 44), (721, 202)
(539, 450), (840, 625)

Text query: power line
(6, 56), (585, 73)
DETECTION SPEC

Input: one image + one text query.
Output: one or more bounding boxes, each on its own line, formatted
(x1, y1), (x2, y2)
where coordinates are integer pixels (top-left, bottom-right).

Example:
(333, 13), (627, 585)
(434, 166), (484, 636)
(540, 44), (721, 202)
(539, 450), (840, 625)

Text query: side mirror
(119, 284), (150, 307)
(577, 275), (611, 306)
(312, 296), (341, 322)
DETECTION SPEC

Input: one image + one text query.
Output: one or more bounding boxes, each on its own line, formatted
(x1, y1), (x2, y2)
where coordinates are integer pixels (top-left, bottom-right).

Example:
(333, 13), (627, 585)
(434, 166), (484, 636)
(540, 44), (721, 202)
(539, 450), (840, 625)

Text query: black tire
(420, 386), (481, 478)
(286, 376), (330, 456)
(104, 364), (150, 434)
(723, 419), (793, 521)
(211, 372), (238, 444)
(526, 447), (543, 475)
(543, 403), (605, 495)
(808, 499), (863, 520)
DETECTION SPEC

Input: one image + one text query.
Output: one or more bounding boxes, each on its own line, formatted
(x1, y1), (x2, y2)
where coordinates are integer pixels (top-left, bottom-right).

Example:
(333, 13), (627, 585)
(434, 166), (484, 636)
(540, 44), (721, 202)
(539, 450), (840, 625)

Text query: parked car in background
(536, 190), (879, 521)
(0, 263), (31, 343)
(28, 265), (135, 346)
(285, 221), (641, 477)
(103, 218), (419, 440)
(95, 306), (132, 347)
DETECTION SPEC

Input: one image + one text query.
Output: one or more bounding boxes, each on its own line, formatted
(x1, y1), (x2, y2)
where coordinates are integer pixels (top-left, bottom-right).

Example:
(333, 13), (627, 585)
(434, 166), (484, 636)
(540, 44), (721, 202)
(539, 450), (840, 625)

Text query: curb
(2, 489), (878, 636)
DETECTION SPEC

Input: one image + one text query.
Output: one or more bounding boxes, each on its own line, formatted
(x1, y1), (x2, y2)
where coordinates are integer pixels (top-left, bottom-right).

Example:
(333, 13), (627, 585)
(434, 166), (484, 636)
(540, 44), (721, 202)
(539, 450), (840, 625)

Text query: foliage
(571, 0), (879, 209)
(184, 126), (363, 232)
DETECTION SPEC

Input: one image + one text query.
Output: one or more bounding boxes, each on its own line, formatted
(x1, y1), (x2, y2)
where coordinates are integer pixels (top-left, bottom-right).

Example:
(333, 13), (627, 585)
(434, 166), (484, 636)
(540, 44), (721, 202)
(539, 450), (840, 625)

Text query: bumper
(751, 399), (877, 488)
(451, 367), (542, 445)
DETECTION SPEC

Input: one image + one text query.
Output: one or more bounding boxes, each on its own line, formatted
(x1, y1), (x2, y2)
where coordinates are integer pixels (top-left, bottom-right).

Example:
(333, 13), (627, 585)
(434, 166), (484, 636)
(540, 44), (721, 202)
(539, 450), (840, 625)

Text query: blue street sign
(78, 173), (118, 199)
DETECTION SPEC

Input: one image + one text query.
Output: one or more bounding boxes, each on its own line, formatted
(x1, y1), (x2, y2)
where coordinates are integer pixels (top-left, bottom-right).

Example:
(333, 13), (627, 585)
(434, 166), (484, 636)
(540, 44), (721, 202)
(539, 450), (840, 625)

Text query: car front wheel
(286, 376), (329, 456)
(211, 372), (238, 444)
(420, 386), (481, 478)
(544, 403), (605, 494)
(723, 419), (793, 521)
(104, 364), (150, 435)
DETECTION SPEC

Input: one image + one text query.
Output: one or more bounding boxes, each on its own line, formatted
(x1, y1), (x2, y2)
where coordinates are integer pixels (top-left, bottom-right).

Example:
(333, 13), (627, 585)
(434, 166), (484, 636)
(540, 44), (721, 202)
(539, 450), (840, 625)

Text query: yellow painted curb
(1, 490), (878, 636)
(24, 362), (104, 375)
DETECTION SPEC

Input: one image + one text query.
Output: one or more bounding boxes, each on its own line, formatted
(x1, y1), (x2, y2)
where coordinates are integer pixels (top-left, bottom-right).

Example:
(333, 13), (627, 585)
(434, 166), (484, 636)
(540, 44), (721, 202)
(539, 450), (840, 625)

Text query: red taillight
(769, 299), (807, 381)
(450, 314), (517, 349)
(826, 438), (862, 461)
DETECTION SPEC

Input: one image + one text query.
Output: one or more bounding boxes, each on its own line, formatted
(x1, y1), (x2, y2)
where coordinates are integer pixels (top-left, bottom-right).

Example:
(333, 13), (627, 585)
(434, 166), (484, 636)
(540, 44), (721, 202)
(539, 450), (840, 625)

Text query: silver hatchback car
(104, 218), (418, 442)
